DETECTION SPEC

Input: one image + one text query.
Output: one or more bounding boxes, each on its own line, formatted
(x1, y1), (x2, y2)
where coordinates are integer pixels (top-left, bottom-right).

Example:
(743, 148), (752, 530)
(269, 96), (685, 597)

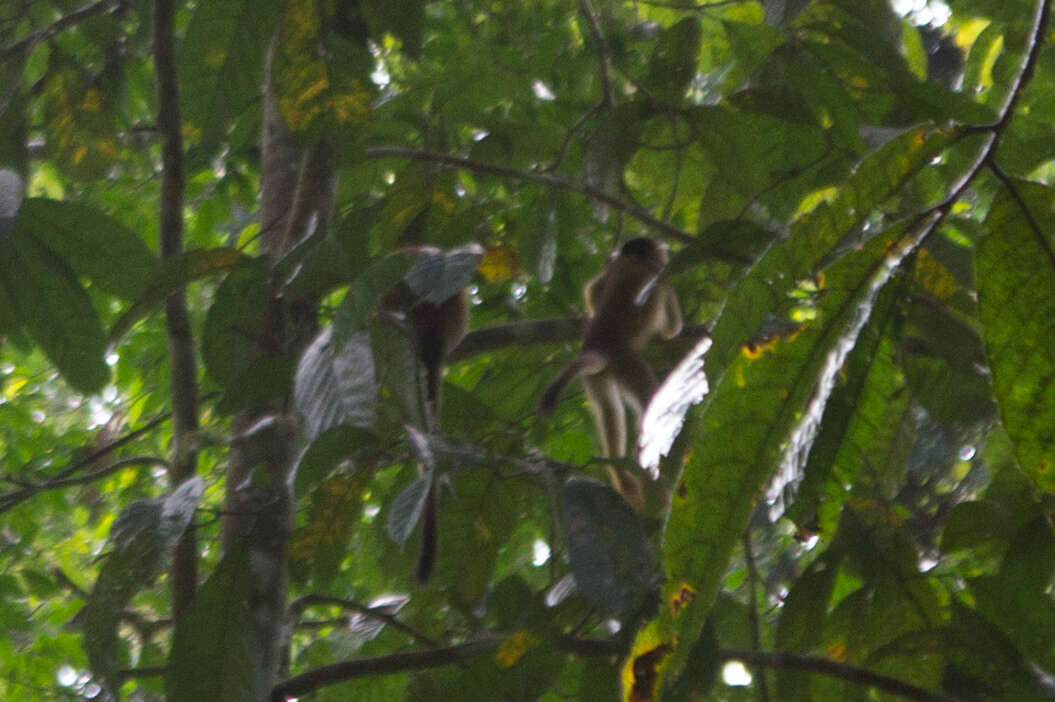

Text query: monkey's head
(620, 237), (667, 266)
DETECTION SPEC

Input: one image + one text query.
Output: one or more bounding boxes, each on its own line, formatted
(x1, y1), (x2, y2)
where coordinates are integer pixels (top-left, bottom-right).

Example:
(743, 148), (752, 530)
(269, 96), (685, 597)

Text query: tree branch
(153, 0), (199, 618)
(289, 594), (438, 648)
(0, 0), (118, 60)
(365, 146), (753, 261)
(448, 317), (711, 362)
(719, 649), (964, 702)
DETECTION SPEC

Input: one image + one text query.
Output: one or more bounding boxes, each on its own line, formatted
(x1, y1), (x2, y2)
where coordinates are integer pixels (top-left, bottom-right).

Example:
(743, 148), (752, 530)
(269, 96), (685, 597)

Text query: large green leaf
(271, 0), (376, 144)
(978, 180), (1055, 489)
(108, 247), (249, 343)
(0, 228), (108, 394)
(202, 263), (271, 385)
(166, 547), (255, 702)
(561, 478), (658, 619)
(179, 0), (282, 154)
(84, 478), (204, 696)
(631, 216), (933, 692)
(18, 198), (157, 300)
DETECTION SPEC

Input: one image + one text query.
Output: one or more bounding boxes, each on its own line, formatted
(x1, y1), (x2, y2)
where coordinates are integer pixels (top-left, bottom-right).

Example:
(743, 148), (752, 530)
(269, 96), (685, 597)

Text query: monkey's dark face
(620, 237), (667, 266)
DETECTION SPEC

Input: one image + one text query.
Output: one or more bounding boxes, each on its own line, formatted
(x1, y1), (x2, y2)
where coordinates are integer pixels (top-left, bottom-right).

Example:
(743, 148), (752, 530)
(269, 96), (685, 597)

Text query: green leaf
(787, 280), (906, 528)
(561, 477), (657, 619)
(42, 54), (121, 181)
(17, 198), (157, 300)
(363, 0), (426, 58)
(643, 18), (702, 102)
(386, 474), (430, 544)
(203, 264), (271, 385)
(775, 548), (844, 699)
(108, 247), (249, 344)
(215, 354), (298, 415)
(0, 228), (108, 394)
(643, 219), (930, 687)
(295, 424), (380, 496)
(179, 0), (282, 154)
(166, 547), (255, 702)
(333, 255), (412, 343)
(402, 244), (483, 305)
(271, 0), (376, 142)
(84, 478), (204, 696)
(293, 327), (378, 442)
(978, 180), (1055, 488)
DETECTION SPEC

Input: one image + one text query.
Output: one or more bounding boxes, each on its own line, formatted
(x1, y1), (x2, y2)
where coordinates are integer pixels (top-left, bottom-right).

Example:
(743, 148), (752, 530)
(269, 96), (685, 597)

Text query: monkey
(378, 247), (471, 584)
(538, 237), (682, 508)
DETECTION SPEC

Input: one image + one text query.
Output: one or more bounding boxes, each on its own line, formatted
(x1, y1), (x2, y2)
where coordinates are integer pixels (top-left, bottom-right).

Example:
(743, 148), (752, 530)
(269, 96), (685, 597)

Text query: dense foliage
(2, 0), (1055, 700)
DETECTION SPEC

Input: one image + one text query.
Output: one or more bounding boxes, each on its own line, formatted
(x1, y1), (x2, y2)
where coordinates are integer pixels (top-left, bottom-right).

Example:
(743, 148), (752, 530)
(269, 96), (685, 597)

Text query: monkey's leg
(584, 373), (643, 508)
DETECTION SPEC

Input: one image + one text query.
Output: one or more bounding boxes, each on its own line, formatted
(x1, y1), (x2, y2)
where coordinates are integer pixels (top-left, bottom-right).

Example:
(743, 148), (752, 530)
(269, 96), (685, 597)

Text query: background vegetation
(1, 0), (1055, 700)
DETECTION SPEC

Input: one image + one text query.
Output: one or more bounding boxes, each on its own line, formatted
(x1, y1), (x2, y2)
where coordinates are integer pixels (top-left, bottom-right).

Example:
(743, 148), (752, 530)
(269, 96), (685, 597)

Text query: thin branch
(719, 649), (964, 702)
(741, 530), (771, 702)
(270, 638), (502, 701)
(577, 0), (614, 108)
(16, 456), (168, 493)
(289, 594), (438, 648)
(366, 146), (757, 255)
(447, 317), (711, 362)
(153, 0), (199, 618)
(0, 0), (118, 60)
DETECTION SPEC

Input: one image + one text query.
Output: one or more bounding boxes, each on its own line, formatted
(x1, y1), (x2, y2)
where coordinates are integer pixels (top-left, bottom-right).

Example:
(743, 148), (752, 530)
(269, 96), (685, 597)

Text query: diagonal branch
(365, 146), (755, 261)
(0, 0), (118, 60)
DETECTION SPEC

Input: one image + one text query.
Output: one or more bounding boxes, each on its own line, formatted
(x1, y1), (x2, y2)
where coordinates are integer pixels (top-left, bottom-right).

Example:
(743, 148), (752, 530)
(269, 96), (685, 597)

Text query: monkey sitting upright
(378, 246), (472, 584)
(538, 237), (683, 507)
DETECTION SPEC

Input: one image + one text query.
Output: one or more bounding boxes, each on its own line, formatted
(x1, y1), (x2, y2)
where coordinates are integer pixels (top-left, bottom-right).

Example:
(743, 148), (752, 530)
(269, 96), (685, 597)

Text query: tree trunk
(222, 34), (338, 700)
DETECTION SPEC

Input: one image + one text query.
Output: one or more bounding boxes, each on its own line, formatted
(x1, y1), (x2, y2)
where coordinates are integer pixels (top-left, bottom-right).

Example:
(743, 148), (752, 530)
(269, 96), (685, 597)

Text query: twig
(270, 638), (502, 701)
(577, 0), (614, 108)
(0, 0), (118, 60)
(719, 649), (964, 702)
(366, 146), (755, 254)
(289, 594), (438, 648)
(741, 529), (770, 702)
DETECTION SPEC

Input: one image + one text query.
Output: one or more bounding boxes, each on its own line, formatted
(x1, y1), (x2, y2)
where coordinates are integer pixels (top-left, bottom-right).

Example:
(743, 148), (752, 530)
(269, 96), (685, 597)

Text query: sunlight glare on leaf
(533, 539), (551, 566)
(532, 79), (555, 101)
(638, 336), (711, 477)
(765, 223), (931, 520)
(722, 660), (752, 686)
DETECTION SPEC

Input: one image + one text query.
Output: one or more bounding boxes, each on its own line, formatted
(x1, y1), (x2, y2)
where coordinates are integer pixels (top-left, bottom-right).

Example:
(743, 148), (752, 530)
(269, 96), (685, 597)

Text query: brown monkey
(378, 246), (471, 583)
(538, 237), (682, 507)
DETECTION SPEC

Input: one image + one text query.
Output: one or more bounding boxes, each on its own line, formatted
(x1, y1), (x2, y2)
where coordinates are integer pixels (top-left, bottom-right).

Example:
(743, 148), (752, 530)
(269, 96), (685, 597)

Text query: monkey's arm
(658, 283), (683, 339)
(583, 271), (607, 316)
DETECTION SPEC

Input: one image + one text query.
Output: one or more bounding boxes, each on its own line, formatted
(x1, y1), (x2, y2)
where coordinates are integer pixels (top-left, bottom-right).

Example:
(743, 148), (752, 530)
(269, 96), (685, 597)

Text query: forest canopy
(2, 0), (1055, 700)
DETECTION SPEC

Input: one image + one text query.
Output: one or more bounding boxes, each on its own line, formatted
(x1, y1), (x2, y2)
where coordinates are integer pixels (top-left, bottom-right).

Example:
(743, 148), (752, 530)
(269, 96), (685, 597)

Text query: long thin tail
(415, 484), (438, 585)
(537, 351), (607, 415)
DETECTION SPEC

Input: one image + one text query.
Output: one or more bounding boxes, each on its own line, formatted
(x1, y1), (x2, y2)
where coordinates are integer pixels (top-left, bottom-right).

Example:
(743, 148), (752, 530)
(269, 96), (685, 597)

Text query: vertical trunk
(152, 0), (199, 619)
(222, 35), (338, 700)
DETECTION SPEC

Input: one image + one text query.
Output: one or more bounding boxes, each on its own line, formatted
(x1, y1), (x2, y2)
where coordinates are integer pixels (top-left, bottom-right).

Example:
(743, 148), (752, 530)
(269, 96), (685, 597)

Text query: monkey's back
(582, 257), (665, 351)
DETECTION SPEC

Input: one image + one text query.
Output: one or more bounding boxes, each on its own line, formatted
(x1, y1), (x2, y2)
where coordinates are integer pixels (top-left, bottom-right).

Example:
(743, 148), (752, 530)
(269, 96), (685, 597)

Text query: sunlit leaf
(294, 327), (378, 442)
(42, 54), (120, 181)
(978, 180), (1055, 488)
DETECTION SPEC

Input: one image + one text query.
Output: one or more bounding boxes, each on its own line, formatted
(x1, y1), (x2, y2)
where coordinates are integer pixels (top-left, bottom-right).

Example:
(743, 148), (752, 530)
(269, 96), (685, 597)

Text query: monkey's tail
(415, 483), (438, 585)
(537, 351), (607, 416)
